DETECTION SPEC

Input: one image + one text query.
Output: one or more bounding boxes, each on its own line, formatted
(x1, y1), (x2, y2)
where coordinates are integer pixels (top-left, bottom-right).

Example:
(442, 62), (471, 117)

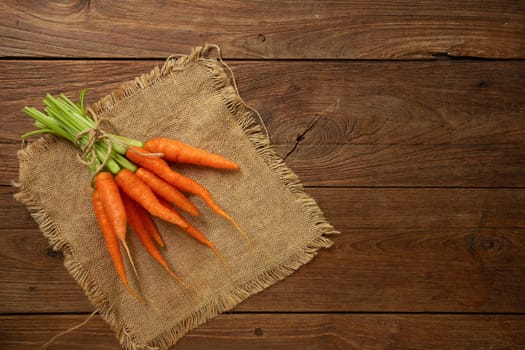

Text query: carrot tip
(126, 285), (147, 305)
(210, 245), (231, 271)
(166, 268), (190, 289)
(206, 200), (252, 249)
(121, 240), (144, 292)
(225, 214), (253, 250)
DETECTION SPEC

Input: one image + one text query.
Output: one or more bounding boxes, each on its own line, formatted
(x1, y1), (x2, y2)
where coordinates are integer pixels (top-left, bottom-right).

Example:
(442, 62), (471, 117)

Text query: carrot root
(115, 169), (190, 229)
(124, 282), (147, 305)
(121, 190), (189, 289)
(127, 151), (251, 248)
(136, 167), (200, 217)
(158, 259), (190, 288)
(92, 190), (145, 304)
(199, 194), (253, 249)
(218, 210), (252, 251)
(209, 244), (231, 271)
(144, 137), (240, 170)
(94, 172), (127, 241)
(138, 207), (165, 248)
(184, 225), (230, 270)
(120, 239), (143, 294)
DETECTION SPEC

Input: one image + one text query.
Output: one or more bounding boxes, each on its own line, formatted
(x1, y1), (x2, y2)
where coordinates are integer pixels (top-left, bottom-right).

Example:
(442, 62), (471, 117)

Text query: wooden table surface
(1, 1), (524, 349)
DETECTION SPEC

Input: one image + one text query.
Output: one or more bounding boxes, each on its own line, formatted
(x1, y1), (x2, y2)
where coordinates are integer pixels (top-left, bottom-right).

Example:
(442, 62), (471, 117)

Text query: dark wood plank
(234, 61), (525, 146)
(0, 314), (117, 350)
(1, 313), (524, 350)
(285, 144), (525, 187)
(2, 60), (524, 187)
(1, 1), (524, 59)
(7, 142), (525, 187)
(310, 187), (525, 229)
(3, 187), (525, 313)
(3, 227), (525, 314)
(2, 59), (524, 145)
(5, 186), (525, 230)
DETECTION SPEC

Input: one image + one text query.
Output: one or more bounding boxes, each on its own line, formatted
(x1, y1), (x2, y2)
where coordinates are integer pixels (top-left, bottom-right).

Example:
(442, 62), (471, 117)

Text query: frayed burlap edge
(14, 44), (339, 350)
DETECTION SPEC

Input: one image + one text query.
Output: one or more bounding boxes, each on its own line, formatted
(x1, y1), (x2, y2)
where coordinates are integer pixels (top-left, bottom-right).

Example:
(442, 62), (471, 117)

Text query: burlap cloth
(14, 44), (338, 350)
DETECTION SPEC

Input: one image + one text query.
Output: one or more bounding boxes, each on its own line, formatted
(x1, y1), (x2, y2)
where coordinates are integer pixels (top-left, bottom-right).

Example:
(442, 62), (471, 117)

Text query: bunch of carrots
(22, 91), (249, 301)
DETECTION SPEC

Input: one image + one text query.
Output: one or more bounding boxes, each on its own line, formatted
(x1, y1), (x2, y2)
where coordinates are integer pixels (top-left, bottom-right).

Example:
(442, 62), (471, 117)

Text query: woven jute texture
(14, 44), (338, 350)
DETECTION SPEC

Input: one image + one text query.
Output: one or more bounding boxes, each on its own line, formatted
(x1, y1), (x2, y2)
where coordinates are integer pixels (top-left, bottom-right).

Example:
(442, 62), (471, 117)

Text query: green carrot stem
(22, 91), (145, 178)
(21, 129), (56, 139)
(113, 152), (137, 172)
(94, 147), (121, 174)
(78, 89), (87, 111)
(44, 97), (86, 135)
(96, 141), (137, 173)
(22, 107), (72, 141)
(110, 134), (144, 148)
(55, 94), (94, 129)
(108, 139), (128, 155)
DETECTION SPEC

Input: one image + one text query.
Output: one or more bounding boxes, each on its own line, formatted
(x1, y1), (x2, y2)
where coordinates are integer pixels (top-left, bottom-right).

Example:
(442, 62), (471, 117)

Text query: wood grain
(3, 186), (525, 313)
(1, 313), (524, 350)
(6, 142), (525, 187)
(2, 60), (524, 145)
(5, 186), (525, 231)
(2, 60), (524, 187)
(2, 2), (525, 349)
(1, 1), (524, 59)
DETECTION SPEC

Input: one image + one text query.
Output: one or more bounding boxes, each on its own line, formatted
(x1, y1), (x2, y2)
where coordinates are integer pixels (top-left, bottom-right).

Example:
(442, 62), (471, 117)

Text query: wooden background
(1, 1), (524, 349)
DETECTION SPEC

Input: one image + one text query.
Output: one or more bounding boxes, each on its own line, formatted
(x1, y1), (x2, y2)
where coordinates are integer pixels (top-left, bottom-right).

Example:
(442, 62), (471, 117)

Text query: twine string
(204, 44), (271, 142)
(74, 111), (113, 178)
(42, 309), (99, 349)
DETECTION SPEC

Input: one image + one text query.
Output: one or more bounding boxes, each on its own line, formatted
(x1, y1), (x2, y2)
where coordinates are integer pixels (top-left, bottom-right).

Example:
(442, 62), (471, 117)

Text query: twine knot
(74, 108), (113, 177)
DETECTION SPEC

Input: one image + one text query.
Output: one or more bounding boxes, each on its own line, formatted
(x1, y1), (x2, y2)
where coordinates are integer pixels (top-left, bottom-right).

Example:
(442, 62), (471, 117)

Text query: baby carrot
(185, 222), (230, 270)
(126, 147), (251, 248)
(115, 169), (189, 229)
(94, 172), (127, 241)
(134, 203), (165, 248)
(157, 197), (230, 270)
(92, 190), (143, 303)
(144, 137), (240, 170)
(94, 172), (141, 286)
(180, 182), (252, 250)
(136, 167), (200, 217)
(125, 146), (187, 185)
(121, 191), (187, 288)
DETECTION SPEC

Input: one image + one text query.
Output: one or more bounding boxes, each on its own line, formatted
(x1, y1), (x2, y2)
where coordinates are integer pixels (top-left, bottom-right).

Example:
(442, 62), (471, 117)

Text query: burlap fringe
(12, 186), (148, 349)
(14, 44), (339, 350)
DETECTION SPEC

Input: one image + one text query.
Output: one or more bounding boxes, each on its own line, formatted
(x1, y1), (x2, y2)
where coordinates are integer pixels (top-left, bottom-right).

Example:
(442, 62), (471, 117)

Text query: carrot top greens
(22, 91), (142, 176)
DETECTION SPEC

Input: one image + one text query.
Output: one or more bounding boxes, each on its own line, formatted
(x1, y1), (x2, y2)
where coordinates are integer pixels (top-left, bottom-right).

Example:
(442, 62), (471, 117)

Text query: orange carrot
(184, 222), (230, 270)
(181, 183), (252, 250)
(144, 137), (240, 170)
(94, 172), (141, 285)
(126, 147), (191, 187)
(120, 191), (187, 288)
(156, 197), (230, 269)
(94, 172), (127, 241)
(136, 167), (199, 217)
(115, 169), (189, 229)
(92, 190), (143, 303)
(126, 147), (251, 247)
(135, 203), (165, 248)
